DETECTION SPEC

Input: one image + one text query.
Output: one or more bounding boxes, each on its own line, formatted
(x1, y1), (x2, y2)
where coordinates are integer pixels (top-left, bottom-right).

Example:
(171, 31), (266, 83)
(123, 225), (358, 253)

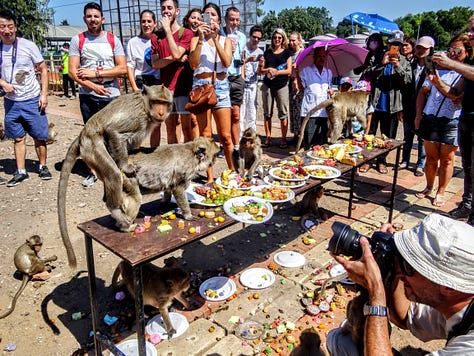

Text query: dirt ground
(0, 93), (444, 355)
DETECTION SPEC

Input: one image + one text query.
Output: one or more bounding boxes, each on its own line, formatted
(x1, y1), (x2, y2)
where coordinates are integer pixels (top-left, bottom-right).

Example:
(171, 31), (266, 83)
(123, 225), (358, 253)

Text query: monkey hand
(122, 163), (138, 177)
(166, 327), (177, 339)
(183, 212), (196, 221)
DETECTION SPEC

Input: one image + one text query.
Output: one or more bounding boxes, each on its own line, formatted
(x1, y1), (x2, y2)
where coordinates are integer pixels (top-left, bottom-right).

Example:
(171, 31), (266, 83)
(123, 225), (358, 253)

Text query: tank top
(193, 37), (227, 75)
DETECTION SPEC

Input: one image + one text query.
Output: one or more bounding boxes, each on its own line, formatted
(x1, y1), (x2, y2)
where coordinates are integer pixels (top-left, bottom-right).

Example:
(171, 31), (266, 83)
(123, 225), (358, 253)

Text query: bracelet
(95, 70), (101, 78)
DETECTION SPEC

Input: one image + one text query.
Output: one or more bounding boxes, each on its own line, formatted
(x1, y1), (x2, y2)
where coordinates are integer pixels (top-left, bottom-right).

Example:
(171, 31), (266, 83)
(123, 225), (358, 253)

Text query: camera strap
(0, 38), (18, 83)
(447, 298), (474, 344)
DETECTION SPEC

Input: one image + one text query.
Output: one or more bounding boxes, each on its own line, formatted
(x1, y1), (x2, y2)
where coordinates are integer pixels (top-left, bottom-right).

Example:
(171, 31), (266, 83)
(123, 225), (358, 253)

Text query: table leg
(388, 145), (402, 222)
(348, 166), (356, 218)
(85, 234), (102, 355)
(133, 265), (146, 356)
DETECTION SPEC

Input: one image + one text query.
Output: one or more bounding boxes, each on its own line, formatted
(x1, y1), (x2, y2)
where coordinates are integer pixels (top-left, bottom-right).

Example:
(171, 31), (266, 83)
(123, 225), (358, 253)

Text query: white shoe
(82, 174), (98, 187)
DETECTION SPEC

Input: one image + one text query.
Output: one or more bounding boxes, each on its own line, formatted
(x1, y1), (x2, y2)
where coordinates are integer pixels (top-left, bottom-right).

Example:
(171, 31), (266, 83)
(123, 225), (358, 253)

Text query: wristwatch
(95, 70), (101, 78)
(363, 304), (389, 317)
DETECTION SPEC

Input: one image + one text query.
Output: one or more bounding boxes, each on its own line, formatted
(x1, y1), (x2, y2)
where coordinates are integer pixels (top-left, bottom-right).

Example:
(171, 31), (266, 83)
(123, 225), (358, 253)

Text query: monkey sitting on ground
(296, 90), (370, 151)
(0, 235), (57, 319)
(290, 327), (325, 356)
(300, 186), (328, 220)
(111, 260), (190, 338)
(126, 137), (219, 223)
(58, 85), (173, 269)
(231, 127), (262, 179)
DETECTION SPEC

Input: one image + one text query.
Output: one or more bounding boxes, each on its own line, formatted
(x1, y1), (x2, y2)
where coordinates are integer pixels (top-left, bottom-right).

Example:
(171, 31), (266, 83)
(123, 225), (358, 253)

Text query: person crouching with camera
(326, 214), (474, 355)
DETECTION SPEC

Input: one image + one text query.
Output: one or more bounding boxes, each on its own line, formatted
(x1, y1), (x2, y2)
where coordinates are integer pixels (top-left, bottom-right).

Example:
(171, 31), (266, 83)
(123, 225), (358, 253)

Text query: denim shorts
(192, 78), (231, 109)
(420, 114), (459, 146)
(173, 96), (190, 114)
(4, 96), (49, 140)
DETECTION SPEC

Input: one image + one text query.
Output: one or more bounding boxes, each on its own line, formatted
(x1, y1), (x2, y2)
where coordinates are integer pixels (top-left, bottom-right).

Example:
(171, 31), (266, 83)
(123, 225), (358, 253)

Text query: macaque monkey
(127, 137), (219, 222)
(290, 327), (325, 356)
(0, 235), (57, 319)
(45, 123), (57, 144)
(58, 85), (173, 269)
(232, 127), (262, 179)
(300, 186), (327, 220)
(111, 261), (190, 338)
(296, 90), (370, 151)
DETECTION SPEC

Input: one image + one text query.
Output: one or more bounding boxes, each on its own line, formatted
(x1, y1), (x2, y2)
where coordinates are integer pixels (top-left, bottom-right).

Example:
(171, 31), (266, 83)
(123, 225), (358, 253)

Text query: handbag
(185, 42), (218, 114)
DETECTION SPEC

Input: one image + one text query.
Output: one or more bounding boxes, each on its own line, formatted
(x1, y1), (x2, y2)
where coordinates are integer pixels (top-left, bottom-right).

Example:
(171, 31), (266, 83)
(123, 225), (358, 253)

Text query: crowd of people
(1, 2), (474, 354)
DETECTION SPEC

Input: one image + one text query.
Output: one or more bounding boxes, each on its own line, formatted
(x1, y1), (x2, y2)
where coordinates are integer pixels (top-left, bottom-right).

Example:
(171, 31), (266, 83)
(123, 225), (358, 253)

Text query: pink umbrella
(295, 38), (368, 77)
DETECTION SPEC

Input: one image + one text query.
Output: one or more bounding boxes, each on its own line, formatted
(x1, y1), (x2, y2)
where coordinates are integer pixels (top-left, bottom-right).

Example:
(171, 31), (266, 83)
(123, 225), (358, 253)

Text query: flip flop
(377, 163), (388, 174)
(433, 194), (446, 207)
(415, 187), (433, 199)
(359, 163), (371, 173)
(279, 143), (288, 149)
(414, 167), (424, 177)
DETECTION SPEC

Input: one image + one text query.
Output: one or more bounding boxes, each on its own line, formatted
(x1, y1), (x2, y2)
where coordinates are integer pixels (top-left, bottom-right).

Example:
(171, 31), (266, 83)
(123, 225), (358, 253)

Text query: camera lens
(328, 222), (362, 258)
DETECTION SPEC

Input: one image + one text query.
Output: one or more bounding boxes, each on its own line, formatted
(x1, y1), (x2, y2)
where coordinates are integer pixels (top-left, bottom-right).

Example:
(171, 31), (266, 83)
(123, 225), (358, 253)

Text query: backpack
(78, 31), (115, 53)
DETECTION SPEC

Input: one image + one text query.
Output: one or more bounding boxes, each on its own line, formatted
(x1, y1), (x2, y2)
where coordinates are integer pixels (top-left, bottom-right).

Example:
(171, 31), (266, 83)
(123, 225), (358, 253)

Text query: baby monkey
(0, 235), (57, 319)
(290, 327), (325, 356)
(111, 260), (190, 338)
(300, 186), (328, 220)
(232, 127), (262, 179)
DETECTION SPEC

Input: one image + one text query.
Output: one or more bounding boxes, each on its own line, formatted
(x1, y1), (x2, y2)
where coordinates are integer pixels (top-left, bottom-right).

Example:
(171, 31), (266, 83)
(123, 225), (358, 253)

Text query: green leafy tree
(0, 0), (52, 45)
(260, 10), (278, 39)
(60, 19), (69, 26)
(256, 0), (265, 18)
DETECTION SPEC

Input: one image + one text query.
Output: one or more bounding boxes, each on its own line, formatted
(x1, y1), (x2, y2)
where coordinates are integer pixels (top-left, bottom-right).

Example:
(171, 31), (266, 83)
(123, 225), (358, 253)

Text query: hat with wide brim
(394, 214), (474, 294)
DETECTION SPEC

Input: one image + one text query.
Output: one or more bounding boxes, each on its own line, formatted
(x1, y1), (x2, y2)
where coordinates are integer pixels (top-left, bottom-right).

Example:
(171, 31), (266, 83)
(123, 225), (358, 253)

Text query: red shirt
(151, 27), (193, 96)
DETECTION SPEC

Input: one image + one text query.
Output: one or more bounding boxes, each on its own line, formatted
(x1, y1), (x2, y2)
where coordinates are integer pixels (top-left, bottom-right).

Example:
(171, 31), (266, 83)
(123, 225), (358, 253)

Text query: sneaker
(39, 165), (53, 180)
(70, 95), (77, 100)
(6, 172), (29, 187)
(217, 147), (225, 158)
(449, 203), (471, 219)
(0, 176), (7, 185)
(82, 173), (98, 187)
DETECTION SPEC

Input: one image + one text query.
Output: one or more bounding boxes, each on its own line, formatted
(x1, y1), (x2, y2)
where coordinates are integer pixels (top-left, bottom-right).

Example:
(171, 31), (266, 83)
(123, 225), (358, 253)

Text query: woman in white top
(126, 10), (159, 92)
(189, 2), (233, 182)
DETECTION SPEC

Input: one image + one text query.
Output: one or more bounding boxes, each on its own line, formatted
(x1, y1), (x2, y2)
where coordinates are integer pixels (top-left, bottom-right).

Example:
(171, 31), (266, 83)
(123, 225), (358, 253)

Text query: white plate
(273, 251), (306, 268)
(303, 165), (341, 180)
(306, 150), (331, 159)
(329, 264), (347, 277)
(268, 167), (308, 182)
(239, 268), (275, 289)
(215, 177), (255, 190)
(329, 143), (363, 154)
(223, 197), (273, 224)
(199, 276), (237, 301)
(145, 312), (189, 340)
(250, 185), (295, 203)
(185, 183), (221, 207)
(263, 176), (306, 189)
(115, 339), (157, 356)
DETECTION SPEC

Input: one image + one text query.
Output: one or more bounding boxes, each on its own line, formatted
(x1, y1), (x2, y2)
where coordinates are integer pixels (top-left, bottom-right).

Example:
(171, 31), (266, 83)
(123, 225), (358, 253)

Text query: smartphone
(202, 13), (211, 25)
(388, 46), (399, 57)
(425, 48), (436, 74)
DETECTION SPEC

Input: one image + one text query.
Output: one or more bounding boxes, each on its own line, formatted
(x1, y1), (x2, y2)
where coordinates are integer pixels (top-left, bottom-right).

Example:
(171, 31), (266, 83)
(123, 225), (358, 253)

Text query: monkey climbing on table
(58, 85), (174, 269)
(232, 127), (262, 179)
(0, 235), (57, 319)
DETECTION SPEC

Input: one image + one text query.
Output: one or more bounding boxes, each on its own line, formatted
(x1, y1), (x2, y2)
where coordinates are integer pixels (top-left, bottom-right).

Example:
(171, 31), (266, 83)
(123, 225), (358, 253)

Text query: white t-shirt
(422, 70), (462, 119)
(126, 36), (159, 78)
(243, 46), (263, 84)
(299, 65), (333, 117)
(193, 37), (227, 76)
(1, 37), (44, 102)
(69, 31), (125, 97)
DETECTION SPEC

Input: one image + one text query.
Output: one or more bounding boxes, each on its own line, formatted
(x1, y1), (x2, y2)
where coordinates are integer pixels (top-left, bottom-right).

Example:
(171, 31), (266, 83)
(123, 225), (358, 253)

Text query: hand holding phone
(425, 48), (436, 74)
(388, 46), (399, 58)
(202, 13), (211, 25)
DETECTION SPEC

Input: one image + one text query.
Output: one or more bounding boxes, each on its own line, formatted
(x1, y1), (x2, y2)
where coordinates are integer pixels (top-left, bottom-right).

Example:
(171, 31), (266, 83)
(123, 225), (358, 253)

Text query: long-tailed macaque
(58, 85), (173, 269)
(111, 261), (190, 338)
(296, 90), (370, 151)
(300, 186), (327, 219)
(232, 127), (262, 179)
(289, 327), (325, 356)
(0, 236), (57, 319)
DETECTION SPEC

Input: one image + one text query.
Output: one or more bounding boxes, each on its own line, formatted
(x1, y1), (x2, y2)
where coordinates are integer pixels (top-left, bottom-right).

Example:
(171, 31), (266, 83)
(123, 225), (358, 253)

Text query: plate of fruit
(303, 165), (341, 179)
(250, 185), (295, 203)
(328, 143), (362, 154)
(189, 183), (246, 206)
(216, 169), (262, 190)
(268, 165), (308, 182)
(223, 197), (273, 224)
(263, 176), (307, 189)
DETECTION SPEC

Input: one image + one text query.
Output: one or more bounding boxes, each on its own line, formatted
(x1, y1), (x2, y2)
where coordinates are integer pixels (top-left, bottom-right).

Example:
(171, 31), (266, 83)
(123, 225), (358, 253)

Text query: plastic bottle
(269, 63), (287, 80)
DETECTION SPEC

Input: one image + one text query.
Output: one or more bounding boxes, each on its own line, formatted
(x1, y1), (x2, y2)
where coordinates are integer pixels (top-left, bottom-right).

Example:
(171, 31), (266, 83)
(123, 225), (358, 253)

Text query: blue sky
(49, 0), (473, 26)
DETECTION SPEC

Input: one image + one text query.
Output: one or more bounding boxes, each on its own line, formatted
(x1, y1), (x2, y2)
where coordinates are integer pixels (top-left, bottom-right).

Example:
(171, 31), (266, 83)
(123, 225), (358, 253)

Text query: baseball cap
(416, 36), (435, 49)
(339, 77), (352, 85)
(394, 214), (474, 294)
(355, 80), (371, 92)
(388, 30), (404, 45)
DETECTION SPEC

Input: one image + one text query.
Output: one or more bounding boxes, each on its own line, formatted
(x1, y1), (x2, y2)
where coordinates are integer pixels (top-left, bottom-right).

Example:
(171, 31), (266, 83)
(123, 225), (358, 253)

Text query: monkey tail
(0, 274), (29, 319)
(57, 137), (80, 269)
(295, 98), (334, 153)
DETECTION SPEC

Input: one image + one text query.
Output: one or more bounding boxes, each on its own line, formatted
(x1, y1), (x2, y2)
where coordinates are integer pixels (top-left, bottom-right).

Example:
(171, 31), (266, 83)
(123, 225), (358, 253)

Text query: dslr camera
(0, 87), (6, 97)
(233, 58), (244, 67)
(328, 222), (397, 280)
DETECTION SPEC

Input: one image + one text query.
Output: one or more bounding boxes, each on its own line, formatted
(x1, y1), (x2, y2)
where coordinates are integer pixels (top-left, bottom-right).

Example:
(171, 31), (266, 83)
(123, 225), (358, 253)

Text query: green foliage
(0, 0), (53, 45)
(60, 19), (70, 26)
(256, 0), (265, 18)
(260, 6), (334, 41)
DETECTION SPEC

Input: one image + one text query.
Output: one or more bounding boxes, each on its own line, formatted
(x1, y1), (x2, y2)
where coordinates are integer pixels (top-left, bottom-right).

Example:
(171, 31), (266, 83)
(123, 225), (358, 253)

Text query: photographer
(327, 214), (474, 355)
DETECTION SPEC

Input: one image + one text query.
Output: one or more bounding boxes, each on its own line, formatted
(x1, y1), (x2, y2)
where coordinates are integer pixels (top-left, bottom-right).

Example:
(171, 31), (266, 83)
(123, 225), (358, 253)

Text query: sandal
(414, 167), (424, 177)
(433, 194), (446, 207)
(377, 163), (388, 174)
(279, 143), (288, 149)
(399, 162), (408, 169)
(359, 163), (371, 173)
(415, 187), (433, 199)
(262, 139), (272, 148)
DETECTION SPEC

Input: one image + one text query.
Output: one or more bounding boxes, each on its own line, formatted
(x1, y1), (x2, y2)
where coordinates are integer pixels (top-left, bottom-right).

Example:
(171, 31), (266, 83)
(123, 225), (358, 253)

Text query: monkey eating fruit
(0, 235), (57, 319)
(232, 127), (262, 179)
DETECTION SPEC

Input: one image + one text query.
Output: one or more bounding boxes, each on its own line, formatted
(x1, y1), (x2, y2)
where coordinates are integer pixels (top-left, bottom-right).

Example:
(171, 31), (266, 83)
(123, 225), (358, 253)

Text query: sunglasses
(447, 47), (464, 56)
(398, 255), (416, 277)
(273, 36), (282, 40)
(252, 35), (262, 40)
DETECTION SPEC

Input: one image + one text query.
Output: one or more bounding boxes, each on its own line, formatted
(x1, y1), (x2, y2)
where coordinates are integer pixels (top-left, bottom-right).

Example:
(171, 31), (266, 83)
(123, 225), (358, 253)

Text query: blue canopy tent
(345, 12), (399, 35)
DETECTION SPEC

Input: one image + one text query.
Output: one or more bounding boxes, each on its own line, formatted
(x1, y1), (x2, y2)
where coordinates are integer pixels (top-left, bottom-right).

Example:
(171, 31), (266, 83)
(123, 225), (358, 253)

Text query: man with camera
(326, 214), (474, 355)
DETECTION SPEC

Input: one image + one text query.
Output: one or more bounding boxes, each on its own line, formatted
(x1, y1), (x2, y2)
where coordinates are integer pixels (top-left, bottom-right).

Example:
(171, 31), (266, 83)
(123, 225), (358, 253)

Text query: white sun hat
(394, 214), (474, 294)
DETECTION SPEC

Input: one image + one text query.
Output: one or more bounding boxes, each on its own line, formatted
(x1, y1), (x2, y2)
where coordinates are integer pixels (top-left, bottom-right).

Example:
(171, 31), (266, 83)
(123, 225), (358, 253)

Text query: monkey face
(143, 85), (174, 123)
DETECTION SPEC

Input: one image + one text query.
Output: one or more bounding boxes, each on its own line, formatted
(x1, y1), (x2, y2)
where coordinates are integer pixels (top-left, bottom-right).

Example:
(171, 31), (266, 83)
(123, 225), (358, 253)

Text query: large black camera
(328, 222), (397, 280)
(0, 87), (6, 97)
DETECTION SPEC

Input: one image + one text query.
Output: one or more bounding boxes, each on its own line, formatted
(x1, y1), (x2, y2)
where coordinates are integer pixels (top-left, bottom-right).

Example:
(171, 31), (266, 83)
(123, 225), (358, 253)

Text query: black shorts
(228, 75), (245, 105)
